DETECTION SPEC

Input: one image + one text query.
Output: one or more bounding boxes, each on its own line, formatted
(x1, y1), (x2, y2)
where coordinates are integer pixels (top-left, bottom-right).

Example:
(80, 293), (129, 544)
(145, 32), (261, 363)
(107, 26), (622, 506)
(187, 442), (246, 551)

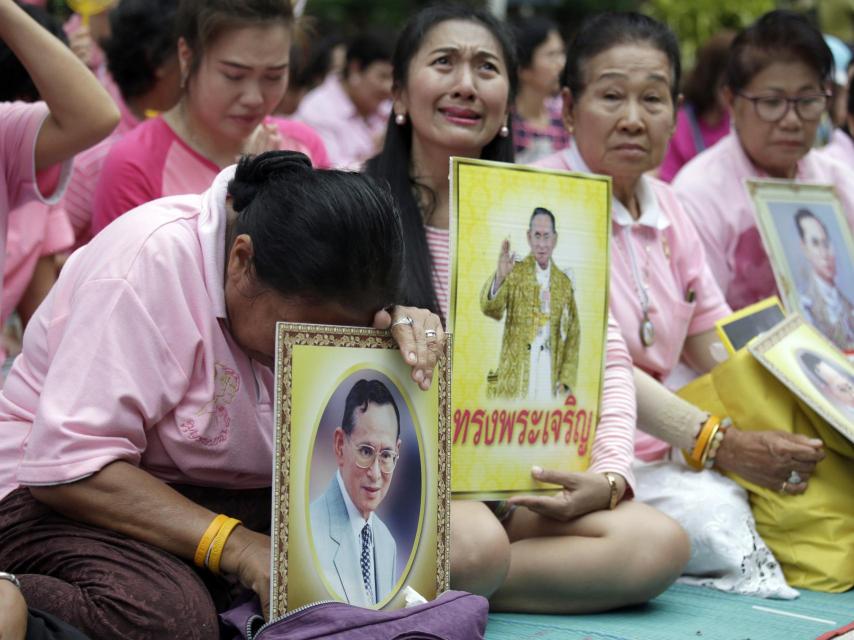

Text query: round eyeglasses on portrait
(347, 436), (399, 473)
(736, 92), (830, 123)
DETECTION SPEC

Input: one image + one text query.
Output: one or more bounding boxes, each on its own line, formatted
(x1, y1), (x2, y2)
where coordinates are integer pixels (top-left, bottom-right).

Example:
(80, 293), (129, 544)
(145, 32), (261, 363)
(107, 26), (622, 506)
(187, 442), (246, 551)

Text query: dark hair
(512, 16), (559, 70)
(342, 379), (401, 439)
(228, 151), (404, 315)
(294, 34), (345, 91)
(343, 32), (393, 77)
(794, 208), (828, 240)
(530, 207), (556, 232)
(562, 12), (681, 103)
(365, 4), (517, 315)
(102, 0), (178, 101)
(0, 3), (66, 102)
(175, 0), (293, 78)
(683, 30), (735, 117)
(726, 11), (833, 94)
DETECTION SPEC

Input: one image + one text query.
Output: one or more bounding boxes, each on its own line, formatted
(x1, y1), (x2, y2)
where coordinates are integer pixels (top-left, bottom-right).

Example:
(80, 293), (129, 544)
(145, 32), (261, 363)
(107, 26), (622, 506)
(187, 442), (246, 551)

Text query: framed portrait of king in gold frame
(748, 179), (854, 353)
(448, 157), (611, 499)
(271, 323), (451, 618)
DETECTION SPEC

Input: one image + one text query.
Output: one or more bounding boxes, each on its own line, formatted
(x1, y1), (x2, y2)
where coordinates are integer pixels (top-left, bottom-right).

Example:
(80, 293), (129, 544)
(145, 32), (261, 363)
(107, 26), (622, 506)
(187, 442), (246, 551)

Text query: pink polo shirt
(537, 144), (732, 461)
(295, 75), (390, 169)
(673, 133), (854, 310)
(820, 129), (854, 166)
(92, 115), (330, 234)
(0, 166), (276, 501)
(659, 106), (730, 183)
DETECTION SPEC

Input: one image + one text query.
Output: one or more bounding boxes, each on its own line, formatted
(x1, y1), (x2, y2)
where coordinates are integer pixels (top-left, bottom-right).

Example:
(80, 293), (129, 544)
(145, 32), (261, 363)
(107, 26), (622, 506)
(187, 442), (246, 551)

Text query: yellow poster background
(449, 159), (611, 497)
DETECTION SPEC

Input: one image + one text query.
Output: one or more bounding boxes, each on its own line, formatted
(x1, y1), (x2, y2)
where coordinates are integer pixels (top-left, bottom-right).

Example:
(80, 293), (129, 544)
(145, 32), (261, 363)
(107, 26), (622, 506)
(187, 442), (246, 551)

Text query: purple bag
(220, 590), (488, 640)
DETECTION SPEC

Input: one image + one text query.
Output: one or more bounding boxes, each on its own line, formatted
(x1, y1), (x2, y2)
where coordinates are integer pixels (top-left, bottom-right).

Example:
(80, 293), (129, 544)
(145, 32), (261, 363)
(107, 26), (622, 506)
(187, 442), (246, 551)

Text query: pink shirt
(295, 75), (390, 169)
(673, 133), (854, 310)
(61, 84), (141, 248)
(820, 129), (854, 166)
(92, 115), (330, 234)
(0, 103), (71, 318)
(2, 200), (74, 328)
(0, 166), (276, 500)
(659, 106), (730, 183)
(424, 225), (450, 320)
(538, 144), (732, 461)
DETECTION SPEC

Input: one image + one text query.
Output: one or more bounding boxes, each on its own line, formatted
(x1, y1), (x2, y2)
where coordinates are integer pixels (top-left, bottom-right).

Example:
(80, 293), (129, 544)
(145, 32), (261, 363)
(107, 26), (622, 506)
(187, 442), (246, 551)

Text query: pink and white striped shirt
(424, 225), (450, 321)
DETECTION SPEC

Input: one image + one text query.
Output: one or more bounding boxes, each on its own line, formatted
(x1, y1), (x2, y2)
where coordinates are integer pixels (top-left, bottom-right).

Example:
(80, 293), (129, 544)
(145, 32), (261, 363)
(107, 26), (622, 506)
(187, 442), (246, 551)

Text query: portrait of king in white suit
(310, 379), (402, 606)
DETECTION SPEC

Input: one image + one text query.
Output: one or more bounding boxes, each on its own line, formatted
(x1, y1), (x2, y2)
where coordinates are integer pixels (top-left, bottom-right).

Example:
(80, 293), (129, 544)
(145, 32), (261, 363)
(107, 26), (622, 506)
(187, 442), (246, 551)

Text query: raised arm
(0, 0), (119, 171)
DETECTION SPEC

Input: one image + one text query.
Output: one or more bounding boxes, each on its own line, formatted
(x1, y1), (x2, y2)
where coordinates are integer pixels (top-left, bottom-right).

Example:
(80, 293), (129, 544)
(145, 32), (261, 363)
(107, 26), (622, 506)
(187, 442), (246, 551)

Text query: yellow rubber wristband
(207, 517), (242, 575)
(194, 514), (228, 568)
(686, 415), (720, 470)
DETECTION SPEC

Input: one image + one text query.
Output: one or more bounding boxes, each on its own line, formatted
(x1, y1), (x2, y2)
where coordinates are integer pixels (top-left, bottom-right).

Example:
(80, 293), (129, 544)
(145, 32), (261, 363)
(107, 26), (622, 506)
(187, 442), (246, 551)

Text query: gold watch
(604, 472), (620, 510)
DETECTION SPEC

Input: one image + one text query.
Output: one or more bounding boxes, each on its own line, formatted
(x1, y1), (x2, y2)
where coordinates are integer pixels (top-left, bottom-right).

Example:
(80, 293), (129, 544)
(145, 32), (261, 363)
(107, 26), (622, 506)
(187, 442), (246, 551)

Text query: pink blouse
(537, 143), (732, 461)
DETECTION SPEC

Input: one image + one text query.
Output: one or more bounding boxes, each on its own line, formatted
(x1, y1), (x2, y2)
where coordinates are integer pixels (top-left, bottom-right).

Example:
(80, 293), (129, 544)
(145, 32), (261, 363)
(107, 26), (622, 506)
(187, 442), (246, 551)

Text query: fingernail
(809, 439), (823, 446)
(414, 370), (423, 381)
(532, 465), (543, 476)
(408, 352), (416, 362)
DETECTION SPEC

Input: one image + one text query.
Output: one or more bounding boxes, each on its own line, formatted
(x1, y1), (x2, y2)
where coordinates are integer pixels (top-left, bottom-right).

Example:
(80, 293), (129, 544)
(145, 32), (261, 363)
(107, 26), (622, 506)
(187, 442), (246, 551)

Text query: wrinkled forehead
(582, 42), (673, 87)
(416, 19), (505, 65)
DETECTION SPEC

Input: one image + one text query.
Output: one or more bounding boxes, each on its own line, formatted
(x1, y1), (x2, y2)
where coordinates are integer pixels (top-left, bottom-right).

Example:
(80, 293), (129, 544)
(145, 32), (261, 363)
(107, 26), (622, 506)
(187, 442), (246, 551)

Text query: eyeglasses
(347, 436), (399, 473)
(737, 92), (830, 123)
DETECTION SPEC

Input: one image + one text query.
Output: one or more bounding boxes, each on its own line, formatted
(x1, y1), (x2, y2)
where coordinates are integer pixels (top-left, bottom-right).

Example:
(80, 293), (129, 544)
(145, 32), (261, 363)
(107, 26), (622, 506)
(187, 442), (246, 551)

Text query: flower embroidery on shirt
(178, 363), (240, 447)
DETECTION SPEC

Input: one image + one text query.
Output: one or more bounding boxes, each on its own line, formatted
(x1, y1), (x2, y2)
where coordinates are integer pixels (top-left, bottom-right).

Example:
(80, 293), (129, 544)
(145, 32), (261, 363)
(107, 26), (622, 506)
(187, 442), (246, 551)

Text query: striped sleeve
(588, 312), (637, 494)
(424, 225), (450, 322)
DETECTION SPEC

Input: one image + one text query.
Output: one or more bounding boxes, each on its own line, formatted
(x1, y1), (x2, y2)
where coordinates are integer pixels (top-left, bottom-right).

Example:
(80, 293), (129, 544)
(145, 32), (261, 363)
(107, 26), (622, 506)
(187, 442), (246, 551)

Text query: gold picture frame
(715, 296), (786, 355)
(271, 323), (451, 618)
(748, 179), (854, 352)
(749, 314), (854, 445)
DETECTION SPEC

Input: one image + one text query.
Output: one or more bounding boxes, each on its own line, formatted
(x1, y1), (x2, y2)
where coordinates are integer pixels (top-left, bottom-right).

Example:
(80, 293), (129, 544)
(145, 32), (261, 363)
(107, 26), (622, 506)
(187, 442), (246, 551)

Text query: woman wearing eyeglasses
(673, 10), (854, 311)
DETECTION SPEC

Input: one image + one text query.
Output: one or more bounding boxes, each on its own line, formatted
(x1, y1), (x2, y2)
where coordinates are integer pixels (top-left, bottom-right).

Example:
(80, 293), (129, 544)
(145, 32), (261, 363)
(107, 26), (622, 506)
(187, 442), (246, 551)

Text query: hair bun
(229, 151), (313, 212)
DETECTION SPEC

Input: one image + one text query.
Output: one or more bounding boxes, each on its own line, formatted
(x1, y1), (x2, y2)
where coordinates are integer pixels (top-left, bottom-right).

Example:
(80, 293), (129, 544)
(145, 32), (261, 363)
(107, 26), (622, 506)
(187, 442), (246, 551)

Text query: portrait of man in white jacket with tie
(310, 379), (401, 606)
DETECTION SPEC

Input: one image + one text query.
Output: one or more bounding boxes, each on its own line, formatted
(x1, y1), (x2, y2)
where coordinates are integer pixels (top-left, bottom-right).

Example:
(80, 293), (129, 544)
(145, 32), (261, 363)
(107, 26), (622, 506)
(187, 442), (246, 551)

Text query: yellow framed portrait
(748, 179), (854, 353)
(749, 314), (854, 445)
(448, 157), (611, 498)
(270, 323), (451, 617)
(715, 296), (786, 355)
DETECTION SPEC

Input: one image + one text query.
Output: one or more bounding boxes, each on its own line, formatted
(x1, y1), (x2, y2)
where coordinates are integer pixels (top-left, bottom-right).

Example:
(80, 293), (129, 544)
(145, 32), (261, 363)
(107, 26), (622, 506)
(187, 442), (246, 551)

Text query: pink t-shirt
(92, 115), (330, 234)
(61, 82), (141, 248)
(2, 200), (74, 328)
(673, 133), (854, 311)
(424, 225), (450, 321)
(658, 106), (730, 183)
(0, 102), (71, 320)
(537, 144), (732, 461)
(0, 166), (276, 500)
(296, 75), (390, 170)
(820, 128), (854, 166)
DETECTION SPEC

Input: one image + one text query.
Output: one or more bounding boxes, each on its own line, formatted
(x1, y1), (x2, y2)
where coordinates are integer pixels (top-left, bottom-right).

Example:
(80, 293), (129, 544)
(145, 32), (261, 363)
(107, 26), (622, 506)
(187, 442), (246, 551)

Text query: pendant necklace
(622, 225), (655, 347)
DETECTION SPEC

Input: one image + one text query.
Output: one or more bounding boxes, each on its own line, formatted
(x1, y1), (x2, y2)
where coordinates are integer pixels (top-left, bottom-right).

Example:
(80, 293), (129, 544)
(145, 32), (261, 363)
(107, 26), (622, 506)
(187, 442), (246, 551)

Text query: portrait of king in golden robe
(480, 207), (580, 400)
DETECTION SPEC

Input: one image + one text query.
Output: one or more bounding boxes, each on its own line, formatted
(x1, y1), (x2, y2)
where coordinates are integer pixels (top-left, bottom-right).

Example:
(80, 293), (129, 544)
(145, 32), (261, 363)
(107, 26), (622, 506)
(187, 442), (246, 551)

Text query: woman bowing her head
(0, 151), (444, 639)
